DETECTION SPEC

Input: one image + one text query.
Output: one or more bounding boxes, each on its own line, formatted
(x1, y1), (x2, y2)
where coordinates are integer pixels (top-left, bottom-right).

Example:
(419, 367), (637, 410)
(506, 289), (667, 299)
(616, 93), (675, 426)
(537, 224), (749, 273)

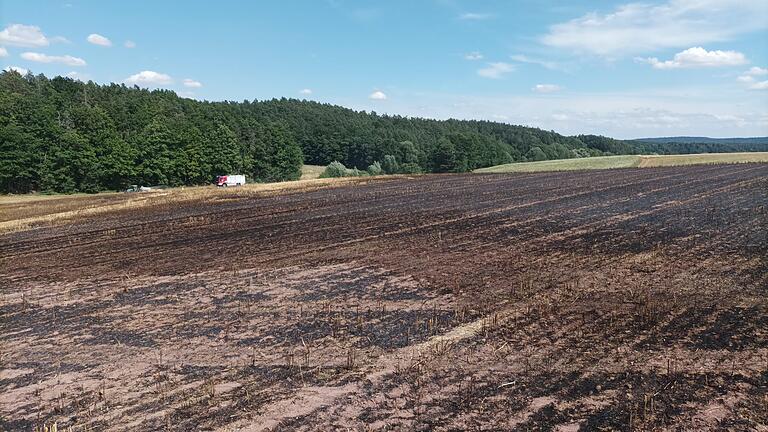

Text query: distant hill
(630, 136), (768, 155)
(1, 69), (765, 194)
(0, 70), (653, 194)
(633, 137), (768, 145)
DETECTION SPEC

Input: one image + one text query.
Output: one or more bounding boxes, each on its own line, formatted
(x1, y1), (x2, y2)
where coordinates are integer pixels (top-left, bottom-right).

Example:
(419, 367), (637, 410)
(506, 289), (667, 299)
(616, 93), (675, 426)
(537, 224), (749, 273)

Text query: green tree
(98, 137), (136, 190)
(0, 70), (659, 194)
(525, 146), (547, 162)
(431, 138), (457, 173)
(247, 122), (302, 182)
(0, 121), (39, 193)
(381, 155), (399, 174)
(367, 161), (383, 176)
(206, 122), (241, 177)
(136, 119), (175, 185)
(39, 131), (97, 193)
(176, 126), (209, 185)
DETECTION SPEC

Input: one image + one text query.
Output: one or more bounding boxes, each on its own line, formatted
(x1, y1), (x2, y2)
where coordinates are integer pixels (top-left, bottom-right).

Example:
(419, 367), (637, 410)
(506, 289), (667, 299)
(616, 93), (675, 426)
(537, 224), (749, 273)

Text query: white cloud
(369, 90), (387, 100)
(65, 71), (89, 81)
(4, 66), (29, 75)
(365, 85), (767, 138)
(459, 13), (493, 20)
(124, 40), (136, 49)
(182, 78), (202, 88)
(0, 47), (7, 57)
(744, 66), (768, 76)
(50, 36), (70, 44)
(510, 54), (562, 71)
(20, 52), (86, 66)
(123, 70), (173, 86)
(178, 90), (198, 99)
(542, 0), (768, 57)
(736, 74), (768, 90)
(299, 88), (313, 95)
(533, 84), (562, 93)
(464, 51), (483, 61)
(477, 62), (514, 79)
(736, 66), (768, 87)
(641, 47), (747, 69)
(86, 33), (112, 47)
(0, 24), (49, 47)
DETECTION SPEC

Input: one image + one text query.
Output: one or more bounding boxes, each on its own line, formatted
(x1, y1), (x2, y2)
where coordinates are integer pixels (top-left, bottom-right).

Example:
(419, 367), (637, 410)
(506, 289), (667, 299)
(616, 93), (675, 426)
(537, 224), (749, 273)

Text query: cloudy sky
(1, 0), (767, 138)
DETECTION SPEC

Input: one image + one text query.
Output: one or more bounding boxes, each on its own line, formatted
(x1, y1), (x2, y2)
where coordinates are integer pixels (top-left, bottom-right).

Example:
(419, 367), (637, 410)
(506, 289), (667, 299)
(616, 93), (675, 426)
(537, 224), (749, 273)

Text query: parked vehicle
(125, 185), (152, 193)
(124, 185), (170, 193)
(216, 175), (246, 187)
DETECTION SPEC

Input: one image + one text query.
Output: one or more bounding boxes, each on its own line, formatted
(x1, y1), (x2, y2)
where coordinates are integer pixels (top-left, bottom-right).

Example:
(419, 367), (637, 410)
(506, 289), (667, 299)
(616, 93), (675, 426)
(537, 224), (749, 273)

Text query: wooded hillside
(0, 71), (664, 193)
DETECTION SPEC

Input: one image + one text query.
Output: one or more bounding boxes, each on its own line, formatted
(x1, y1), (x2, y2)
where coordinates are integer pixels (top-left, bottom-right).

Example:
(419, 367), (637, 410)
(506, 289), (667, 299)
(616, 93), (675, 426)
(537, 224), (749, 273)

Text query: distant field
(474, 152), (768, 173)
(475, 155), (640, 173)
(637, 152), (768, 167)
(300, 164), (326, 179)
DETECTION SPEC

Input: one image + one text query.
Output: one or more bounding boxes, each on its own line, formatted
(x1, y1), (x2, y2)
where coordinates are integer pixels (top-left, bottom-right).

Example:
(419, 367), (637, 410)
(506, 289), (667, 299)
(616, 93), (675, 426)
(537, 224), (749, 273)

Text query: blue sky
(1, 0), (767, 138)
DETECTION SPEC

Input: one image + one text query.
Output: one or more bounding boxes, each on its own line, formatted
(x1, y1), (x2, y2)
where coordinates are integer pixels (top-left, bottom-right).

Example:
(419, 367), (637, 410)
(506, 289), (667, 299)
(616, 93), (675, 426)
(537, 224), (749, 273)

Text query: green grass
(474, 152), (768, 174)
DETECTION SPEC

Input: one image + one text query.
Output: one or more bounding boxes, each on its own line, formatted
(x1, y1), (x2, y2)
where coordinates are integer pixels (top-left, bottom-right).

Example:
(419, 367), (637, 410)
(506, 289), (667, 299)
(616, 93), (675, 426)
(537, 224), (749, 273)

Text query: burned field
(1, 164), (767, 431)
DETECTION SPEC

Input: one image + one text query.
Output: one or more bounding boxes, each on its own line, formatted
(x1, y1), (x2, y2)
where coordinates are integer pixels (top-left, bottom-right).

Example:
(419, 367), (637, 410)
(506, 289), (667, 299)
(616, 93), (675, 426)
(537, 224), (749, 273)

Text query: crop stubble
(1, 164), (766, 430)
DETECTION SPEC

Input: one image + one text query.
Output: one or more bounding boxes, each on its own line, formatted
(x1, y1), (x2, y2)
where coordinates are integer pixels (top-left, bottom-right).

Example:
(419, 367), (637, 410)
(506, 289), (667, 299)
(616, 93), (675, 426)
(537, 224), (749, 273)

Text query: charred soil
(1, 164), (766, 431)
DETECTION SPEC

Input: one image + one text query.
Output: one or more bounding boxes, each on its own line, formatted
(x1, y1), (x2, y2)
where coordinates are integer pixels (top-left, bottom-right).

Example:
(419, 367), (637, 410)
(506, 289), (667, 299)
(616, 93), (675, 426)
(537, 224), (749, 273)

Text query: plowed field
(2, 164), (766, 431)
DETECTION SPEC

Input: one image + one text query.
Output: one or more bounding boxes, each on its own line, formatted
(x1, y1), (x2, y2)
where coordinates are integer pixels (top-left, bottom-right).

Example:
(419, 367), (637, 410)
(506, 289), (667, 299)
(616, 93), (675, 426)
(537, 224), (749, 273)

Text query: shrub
(382, 155), (400, 174)
(320, 161), (350, 178)
(367, 161), (383, 176)
(572, 148), (592, 158)
(399, 162), (422, 174)
(525, 146), (548, 162)
(320, 161), (368, 178)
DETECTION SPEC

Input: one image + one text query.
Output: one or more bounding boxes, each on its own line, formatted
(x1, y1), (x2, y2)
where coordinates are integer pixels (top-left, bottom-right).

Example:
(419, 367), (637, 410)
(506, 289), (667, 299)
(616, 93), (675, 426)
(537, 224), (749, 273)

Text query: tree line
(0, 71), (305, 193)
(3, 70), (743, 194)
(632, 140), (768, 155)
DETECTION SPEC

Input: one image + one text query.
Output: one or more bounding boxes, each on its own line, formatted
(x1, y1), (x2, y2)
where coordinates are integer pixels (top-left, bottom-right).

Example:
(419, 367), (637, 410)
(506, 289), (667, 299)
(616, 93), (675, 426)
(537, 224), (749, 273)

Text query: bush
(382, 155), (400, 174)
(367, 161), (383, 176)
(399, 162), (422, 174)
(525, 146), (548, 162)
(320, 161), (368, 178)
(572, 147), (592, 158)
(320, 161), (350, 178)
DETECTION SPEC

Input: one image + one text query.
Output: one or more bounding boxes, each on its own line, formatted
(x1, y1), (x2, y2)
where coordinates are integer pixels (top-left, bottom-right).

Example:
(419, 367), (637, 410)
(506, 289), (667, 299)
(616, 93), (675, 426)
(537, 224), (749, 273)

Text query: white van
(216, 174), (246, 187)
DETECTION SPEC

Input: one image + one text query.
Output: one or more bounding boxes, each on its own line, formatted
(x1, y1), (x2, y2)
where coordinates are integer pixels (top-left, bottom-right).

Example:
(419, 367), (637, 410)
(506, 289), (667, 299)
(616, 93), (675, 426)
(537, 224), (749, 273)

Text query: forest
(0, 70), (757, 194)
(632, 138), (768, 154)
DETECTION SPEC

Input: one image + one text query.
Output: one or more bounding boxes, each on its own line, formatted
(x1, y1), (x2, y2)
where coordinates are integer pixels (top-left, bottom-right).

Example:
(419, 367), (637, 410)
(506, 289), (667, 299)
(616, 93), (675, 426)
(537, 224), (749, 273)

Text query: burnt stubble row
(1, 164), (766, 431)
